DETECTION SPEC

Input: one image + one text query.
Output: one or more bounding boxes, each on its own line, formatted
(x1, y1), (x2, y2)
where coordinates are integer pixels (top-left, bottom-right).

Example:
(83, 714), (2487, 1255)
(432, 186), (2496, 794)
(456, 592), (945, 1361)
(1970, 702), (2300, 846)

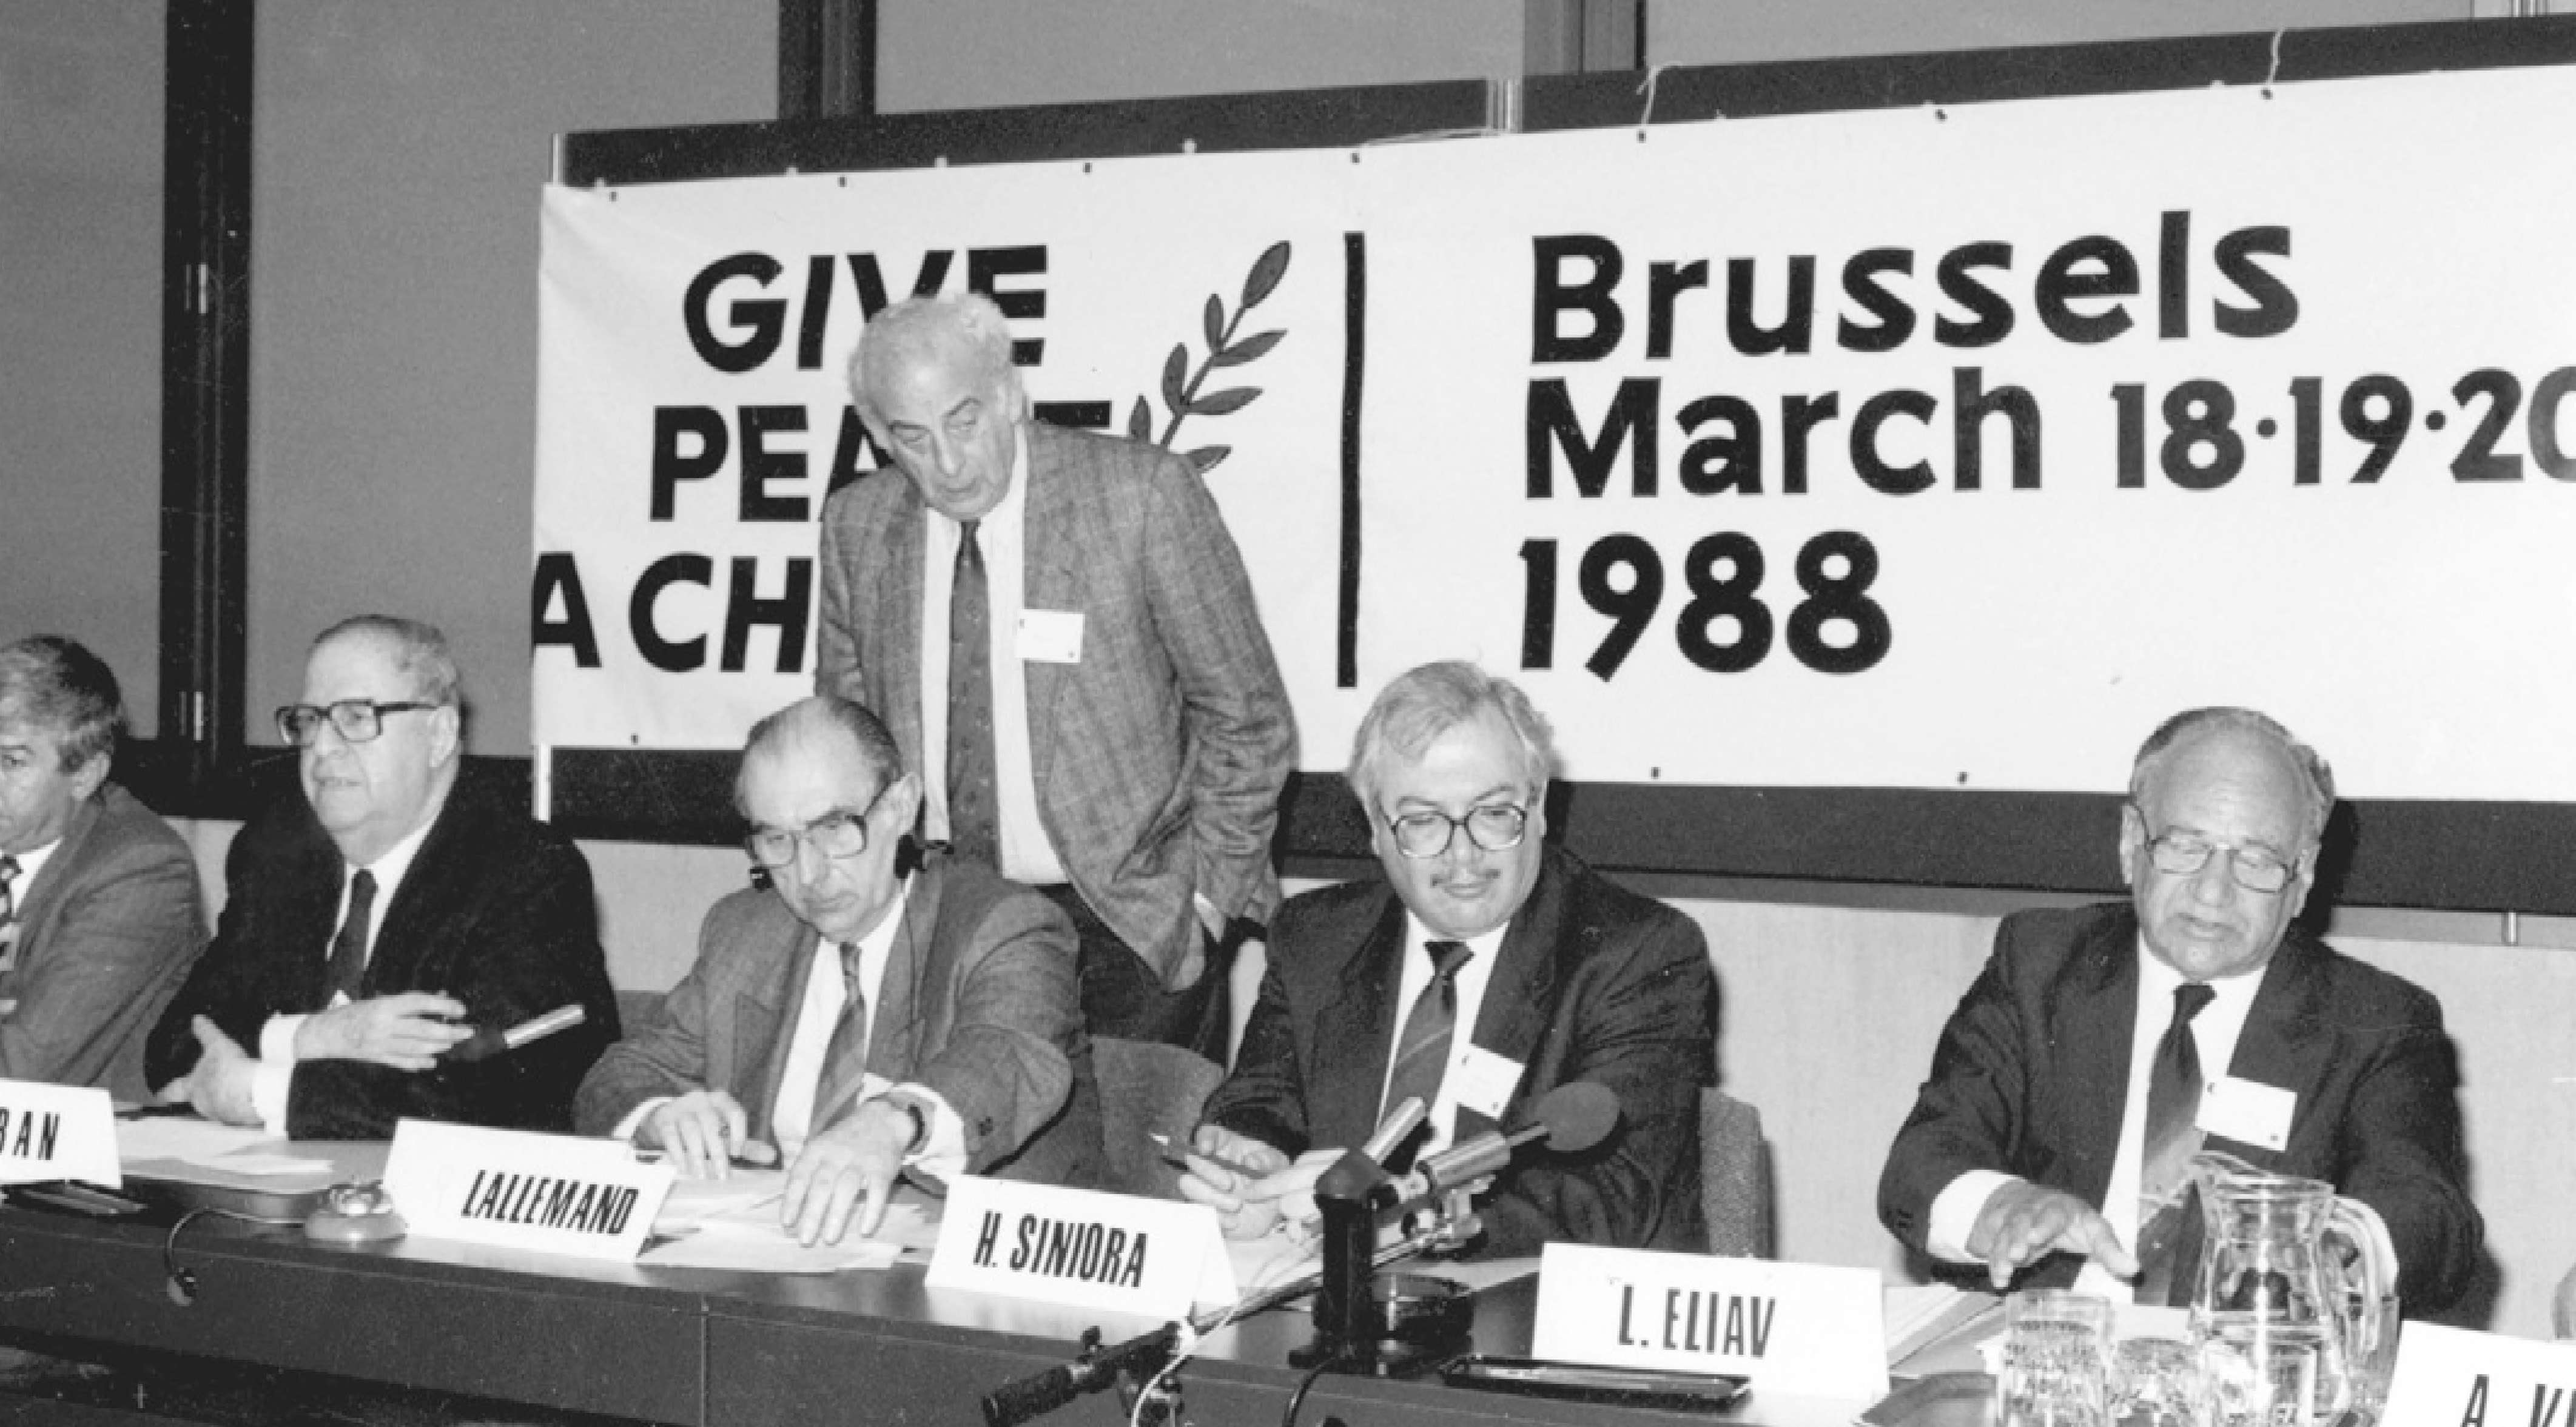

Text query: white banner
(535, 67), (2576, 800)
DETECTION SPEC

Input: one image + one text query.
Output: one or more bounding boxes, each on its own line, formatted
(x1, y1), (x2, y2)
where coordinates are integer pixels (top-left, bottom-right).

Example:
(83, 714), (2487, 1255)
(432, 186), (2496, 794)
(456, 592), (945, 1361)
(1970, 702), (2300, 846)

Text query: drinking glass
(1994, 1289), (2113, 1427)
(2108, 1336), (2198, 1427)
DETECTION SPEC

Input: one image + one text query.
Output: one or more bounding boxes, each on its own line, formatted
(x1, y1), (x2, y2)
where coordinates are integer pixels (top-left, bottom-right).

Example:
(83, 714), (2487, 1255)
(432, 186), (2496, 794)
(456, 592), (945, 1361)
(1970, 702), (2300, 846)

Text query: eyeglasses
(275, 699), (437, 747)
(1385, 804), (1530, 860)
(745, 783), (892, 870)
(2132, 806), (2301, 895)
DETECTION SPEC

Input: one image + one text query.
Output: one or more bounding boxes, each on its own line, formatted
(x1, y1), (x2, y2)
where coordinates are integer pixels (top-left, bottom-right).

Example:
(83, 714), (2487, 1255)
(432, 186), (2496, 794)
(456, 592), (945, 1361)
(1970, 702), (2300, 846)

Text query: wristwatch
(886, 1095), (930, 1157)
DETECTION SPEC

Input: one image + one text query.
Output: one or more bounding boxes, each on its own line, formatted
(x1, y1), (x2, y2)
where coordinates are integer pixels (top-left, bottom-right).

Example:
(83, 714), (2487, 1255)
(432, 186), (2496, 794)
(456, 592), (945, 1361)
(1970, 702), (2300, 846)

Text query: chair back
(1092, 1036), (1225, 1199)
(1700, 1087), (1773, 1258)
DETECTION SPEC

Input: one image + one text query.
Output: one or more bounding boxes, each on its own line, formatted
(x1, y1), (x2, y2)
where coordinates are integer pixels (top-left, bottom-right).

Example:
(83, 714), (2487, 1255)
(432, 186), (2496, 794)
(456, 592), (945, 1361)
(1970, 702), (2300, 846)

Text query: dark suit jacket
(143, 768), (619, 1139)
(573, 856), (1100, 1187)
(1203, 847), (1714, 1257)
(0, 784), (204, 1100)
(816, 423), (1294, 986)
(1877, 902), (2482, 1312)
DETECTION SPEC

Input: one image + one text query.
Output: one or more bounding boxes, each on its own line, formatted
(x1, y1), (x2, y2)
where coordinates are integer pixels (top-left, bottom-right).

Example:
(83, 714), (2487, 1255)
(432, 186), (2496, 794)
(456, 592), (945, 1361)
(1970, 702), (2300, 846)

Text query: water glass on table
(2108, 1337), (2198, 1427)
(1994, 1289), (2113, 1427)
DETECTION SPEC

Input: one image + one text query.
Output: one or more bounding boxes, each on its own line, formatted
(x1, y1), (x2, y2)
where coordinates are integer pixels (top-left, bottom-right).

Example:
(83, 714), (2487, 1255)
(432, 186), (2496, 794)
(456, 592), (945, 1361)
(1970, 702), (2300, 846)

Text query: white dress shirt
(1373, 915), (1508, 1160)
(1927, 935), (2260, 1296)
(250, 809), (441, 1132)
(915, 428), (1068, 887)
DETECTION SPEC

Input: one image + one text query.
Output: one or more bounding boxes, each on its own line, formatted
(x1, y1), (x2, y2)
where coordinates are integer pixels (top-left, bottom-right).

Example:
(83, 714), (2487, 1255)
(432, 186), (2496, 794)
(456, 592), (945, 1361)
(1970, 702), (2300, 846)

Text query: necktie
(815, 944), (872, 1123)
(2134, 981), (2218, 1304)
(326, 869), (378, 1002)
(946, 519), (998, 867)
(0, 854), (19, 976)
(1379, 939), (1474, 1171)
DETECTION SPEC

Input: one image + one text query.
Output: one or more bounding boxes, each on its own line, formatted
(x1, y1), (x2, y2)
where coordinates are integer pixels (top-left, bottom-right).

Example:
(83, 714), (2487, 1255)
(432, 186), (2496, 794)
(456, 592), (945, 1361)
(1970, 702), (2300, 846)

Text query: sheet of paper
(116, 1115), (278, 1165)
(209, 1151), (338, 1177)
(639, 1235), (901, 1273)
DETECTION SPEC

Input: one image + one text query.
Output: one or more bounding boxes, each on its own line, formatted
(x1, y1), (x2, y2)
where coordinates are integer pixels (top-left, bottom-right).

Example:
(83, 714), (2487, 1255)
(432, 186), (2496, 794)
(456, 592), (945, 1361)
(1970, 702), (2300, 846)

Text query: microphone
(1396, 1081), (1619, 1203)
(442, 1004), (587, 1063)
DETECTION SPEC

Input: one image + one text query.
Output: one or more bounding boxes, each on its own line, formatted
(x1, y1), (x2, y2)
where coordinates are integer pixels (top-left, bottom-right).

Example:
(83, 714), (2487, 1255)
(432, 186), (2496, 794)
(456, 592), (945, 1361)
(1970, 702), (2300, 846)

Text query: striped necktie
(0, 855), (19, 976)
(1379, 939), (1473, 1171)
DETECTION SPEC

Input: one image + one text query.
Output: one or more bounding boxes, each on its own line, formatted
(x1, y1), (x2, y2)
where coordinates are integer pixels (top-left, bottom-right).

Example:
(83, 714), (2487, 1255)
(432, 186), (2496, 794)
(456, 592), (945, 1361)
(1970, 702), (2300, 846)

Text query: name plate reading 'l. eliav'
(381, 1119), (673, 1261)
(1532, 1242), (1890, 1402)
(926, 1174), (1234, 1321)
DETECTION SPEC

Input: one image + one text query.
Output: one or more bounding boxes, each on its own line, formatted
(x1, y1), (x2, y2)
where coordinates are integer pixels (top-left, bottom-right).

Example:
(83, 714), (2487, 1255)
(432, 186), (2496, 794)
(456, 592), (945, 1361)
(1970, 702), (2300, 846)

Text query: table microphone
(1393, 1080), (1619, 1204)
(442, 1004), (587, 1063)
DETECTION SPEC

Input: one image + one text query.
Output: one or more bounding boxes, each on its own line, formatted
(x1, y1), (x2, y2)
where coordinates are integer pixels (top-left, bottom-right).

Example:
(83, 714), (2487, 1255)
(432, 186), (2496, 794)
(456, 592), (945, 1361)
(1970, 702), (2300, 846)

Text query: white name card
(926, 1174), (1233, 1320)
(2381, 1321), (2576, 1425)
(381, 1119), (673, 1261)
(1532, 1243), (1891, 1402)
(0, 1079), (118, 1187)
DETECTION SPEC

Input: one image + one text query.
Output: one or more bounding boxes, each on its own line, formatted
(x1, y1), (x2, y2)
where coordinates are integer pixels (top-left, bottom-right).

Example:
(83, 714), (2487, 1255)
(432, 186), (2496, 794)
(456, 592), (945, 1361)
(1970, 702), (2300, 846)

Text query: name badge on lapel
(1451, 1046), (1525, 1123)
(1019, 609), (1084, 663)
(2198, 1075), (2295, 1152)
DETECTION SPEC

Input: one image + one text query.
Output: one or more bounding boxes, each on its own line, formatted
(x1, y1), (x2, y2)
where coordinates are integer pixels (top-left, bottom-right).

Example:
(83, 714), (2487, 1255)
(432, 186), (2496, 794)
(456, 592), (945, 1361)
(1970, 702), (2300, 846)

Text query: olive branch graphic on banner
(1126, 241), (1291, 475)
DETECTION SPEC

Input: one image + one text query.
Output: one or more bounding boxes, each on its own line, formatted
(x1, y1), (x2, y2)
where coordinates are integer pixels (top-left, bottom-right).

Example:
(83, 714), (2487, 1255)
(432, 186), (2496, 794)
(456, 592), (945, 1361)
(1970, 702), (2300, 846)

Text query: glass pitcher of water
(2187, 1150), (2397, 1427)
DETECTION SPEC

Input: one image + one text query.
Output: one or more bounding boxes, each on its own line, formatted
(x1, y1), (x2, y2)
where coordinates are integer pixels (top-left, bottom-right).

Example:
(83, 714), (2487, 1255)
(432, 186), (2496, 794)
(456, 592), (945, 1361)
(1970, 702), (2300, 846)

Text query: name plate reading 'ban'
(926, 1175), (1234, 1321)
(381, 1119), (672, 1261)
(0, 1079), (117, 1187)
(2381, 1322), (2576, 1425)
(1533, 1243), (1890, 1402)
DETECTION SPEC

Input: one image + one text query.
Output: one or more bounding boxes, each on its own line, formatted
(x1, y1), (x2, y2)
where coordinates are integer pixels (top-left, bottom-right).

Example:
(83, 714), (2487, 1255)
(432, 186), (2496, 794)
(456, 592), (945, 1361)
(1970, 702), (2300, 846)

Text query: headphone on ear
(893, 833), (926, 879)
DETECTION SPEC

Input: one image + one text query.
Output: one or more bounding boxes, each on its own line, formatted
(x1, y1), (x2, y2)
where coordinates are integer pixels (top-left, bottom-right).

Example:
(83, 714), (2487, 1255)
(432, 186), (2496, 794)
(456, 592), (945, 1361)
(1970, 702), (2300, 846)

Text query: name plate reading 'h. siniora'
(926, 1174), (1234, 1320)
(0, 1079), (117, 1187)
(2382, 1321), (2576, 1425)
(381, 1118), (673, 1261)
(1533, 1242), (1890, 1402)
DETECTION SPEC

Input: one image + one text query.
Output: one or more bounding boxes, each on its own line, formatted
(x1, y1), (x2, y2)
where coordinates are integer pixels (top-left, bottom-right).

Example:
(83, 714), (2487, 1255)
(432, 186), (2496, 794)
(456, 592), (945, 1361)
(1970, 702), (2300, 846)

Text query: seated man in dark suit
(0, 636), (203, 1099)
(1181, 661), (1713, 1256)
(576, 695), (1100, 1246)
(1878, 707), (2481, 1312)
(146, 616), (617, 1138)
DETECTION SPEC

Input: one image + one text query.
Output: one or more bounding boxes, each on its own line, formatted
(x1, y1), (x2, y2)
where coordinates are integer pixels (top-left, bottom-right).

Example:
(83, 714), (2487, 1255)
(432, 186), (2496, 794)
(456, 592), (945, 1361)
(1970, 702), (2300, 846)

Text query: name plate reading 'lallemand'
(2382, 1322), (2576, 1425)
(380, 1119), (673, 1261)
(926, 1175), (1233, 1320)
(0, 1079), (116, 1187)
(1532, 1243), (1890, 1402)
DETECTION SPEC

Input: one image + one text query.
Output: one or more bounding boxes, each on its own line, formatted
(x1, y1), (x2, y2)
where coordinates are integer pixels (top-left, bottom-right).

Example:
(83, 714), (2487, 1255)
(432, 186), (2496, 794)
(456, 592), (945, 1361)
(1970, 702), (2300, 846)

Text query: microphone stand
(1290, 1151), (1484, 1377)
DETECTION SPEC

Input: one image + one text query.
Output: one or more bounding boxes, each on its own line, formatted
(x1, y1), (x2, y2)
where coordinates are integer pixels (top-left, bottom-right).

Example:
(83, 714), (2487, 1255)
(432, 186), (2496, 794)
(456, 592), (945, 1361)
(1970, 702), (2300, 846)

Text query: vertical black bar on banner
(1337, 232), (1367, 689)
(161, 0), (254, 791)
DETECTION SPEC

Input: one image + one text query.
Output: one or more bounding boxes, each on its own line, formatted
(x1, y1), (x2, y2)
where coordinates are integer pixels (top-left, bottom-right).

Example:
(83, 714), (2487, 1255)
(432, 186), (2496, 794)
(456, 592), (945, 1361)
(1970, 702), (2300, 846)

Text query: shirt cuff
(260, 1014), (307, 1064)
(1928, 1169), (2021, 1263)
(251, 1059), (294, 1135)
(611, 1096), (672, 1143)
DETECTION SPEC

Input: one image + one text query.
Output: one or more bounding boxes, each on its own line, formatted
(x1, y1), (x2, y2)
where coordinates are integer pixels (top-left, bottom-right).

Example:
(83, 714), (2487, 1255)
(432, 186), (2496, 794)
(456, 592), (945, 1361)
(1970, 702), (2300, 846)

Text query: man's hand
(781, 1099), (911, 1246)
(172, 1017), (262, 1127)
(1965, 1180), (2139, 1289)
(1175, 1124), (1296, 1238)
(293, 992), (472, 1070)
(639, 1090), (776, 1180)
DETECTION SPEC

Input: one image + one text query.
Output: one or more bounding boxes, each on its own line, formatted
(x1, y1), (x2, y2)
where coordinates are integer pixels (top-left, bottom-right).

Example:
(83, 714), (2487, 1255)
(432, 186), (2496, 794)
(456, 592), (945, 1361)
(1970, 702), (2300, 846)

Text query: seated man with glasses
(145, 616), (618, 1137)
(1179, 661), (1714, 1255)
(1878, 707), (2481, 1312)
(574, 695), (1099, 1245)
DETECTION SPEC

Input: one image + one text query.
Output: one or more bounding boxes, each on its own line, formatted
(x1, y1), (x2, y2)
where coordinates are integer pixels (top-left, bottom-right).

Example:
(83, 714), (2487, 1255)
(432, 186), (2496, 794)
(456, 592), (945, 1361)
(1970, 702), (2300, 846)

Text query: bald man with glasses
(1181, 662), (1714, 1257)
(146, 616), (617, 1138)
(576, 695), (1099, 1245)
(1878, 707), (2481, 1313)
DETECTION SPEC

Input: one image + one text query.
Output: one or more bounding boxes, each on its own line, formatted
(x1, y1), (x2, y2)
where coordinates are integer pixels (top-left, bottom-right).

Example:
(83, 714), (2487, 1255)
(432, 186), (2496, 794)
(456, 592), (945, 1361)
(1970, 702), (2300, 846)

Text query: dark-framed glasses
(745, 783), (892, 870)
(2133, 808), (2299, 895)
(275, 699), (437, 747)
(1386, 803), (1529, 860)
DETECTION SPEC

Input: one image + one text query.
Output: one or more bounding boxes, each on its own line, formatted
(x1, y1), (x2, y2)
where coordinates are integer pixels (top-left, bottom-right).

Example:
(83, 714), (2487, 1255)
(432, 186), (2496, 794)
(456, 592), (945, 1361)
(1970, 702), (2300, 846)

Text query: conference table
(0, 1147), (1955, 1427)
